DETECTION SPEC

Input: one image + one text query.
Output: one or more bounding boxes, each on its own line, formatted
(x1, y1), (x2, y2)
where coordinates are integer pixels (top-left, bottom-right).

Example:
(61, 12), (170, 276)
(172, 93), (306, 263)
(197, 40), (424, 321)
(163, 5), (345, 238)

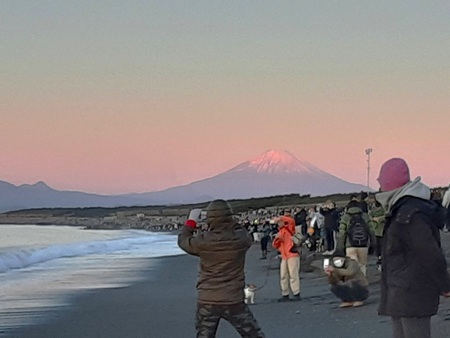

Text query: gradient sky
(1, 1), (449, 194)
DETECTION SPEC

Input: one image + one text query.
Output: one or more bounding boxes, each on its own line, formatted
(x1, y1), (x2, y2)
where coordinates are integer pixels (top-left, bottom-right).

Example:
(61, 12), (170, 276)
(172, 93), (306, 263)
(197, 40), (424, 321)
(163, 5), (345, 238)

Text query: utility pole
(365, 148), (373, 190)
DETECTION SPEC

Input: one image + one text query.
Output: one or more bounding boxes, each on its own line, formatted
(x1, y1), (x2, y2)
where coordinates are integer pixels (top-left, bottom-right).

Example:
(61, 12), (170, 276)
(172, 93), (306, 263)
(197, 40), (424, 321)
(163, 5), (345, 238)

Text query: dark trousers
(260, 236), (269, 252)
(391, 316), (431, 338)
(445, 207), (450, 229)
(325, 228), (335, 251)
(375, 236), (383, 259)
(196, 302), (265, 338)
(308, 234), (317, 252)
(330, 281), (369, 303)
(301, 222), (307, 236)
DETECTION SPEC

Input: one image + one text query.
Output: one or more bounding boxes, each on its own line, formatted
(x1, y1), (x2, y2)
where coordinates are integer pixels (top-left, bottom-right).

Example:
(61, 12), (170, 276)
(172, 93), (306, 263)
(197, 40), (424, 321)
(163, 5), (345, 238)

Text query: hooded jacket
(321, 207), (340, 231)
(337, 205), (374, 250)
(178, 200), (252, 305)
(376, 177), (450, 317)
(369, 205), (386, 238)
(272, 215), (299, 260)
(327, 257), (369, 287)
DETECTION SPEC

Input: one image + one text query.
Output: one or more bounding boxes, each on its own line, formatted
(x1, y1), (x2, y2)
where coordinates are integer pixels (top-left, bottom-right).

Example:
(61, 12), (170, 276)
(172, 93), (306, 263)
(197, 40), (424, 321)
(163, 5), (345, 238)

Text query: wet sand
(9, 236), (450, 338)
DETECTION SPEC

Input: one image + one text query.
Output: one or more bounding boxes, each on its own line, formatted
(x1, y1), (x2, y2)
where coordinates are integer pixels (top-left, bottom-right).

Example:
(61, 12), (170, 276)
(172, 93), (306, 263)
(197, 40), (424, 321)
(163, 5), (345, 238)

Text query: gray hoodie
(376, 177), (430, 214)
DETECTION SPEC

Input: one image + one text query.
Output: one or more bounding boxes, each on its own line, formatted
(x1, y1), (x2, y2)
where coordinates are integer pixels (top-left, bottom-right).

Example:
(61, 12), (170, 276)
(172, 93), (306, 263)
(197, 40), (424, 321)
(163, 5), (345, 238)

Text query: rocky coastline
(0, 214), (183, 231)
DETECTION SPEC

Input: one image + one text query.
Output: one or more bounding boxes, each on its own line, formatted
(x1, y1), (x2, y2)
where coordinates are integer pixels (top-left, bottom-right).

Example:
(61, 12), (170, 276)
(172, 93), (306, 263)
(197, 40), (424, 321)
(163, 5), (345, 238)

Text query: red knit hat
(377, 158), (410, 192)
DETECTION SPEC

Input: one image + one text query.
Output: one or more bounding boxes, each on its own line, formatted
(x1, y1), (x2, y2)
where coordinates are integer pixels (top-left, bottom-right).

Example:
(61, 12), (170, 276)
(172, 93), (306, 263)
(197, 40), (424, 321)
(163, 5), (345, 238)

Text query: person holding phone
(272, 209), (301, 302)
(324, 249), (369, 308)
(178, 200), (265, 338)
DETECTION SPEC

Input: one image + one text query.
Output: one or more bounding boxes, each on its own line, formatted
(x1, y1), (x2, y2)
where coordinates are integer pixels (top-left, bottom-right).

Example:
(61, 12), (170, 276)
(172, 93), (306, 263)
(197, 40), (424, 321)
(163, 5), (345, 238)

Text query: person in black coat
(375, 158), (450, 338)
(294, 207), (307, 235)
(321, 200), (340, 253)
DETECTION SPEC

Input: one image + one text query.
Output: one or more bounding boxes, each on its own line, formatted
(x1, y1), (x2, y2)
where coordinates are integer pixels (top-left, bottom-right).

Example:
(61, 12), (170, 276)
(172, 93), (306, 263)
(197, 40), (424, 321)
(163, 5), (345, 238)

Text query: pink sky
(1, 2), (449, 195)
(2, 91), (449, 194)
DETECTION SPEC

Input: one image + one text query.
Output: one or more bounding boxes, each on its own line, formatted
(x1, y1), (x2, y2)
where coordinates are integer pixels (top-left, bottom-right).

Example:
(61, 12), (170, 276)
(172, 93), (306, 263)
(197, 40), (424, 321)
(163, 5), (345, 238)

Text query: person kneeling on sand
(324, 249), (369, 308)
(178, 200), (265, 338)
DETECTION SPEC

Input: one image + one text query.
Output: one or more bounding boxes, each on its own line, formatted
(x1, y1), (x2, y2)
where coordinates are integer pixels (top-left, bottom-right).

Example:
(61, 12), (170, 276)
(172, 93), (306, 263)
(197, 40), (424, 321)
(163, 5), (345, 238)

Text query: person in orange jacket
(272, 209), (301, 302)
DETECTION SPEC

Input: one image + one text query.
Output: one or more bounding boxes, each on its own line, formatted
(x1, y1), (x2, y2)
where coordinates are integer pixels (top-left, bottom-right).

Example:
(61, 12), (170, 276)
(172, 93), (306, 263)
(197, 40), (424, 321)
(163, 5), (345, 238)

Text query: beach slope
(11, 238), (450, 338)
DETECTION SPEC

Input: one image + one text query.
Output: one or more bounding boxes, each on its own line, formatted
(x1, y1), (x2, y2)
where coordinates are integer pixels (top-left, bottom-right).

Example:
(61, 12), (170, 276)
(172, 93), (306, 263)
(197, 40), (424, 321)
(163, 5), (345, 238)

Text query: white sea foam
(0, 225), (184, 334)
(0, 231), (180, 273)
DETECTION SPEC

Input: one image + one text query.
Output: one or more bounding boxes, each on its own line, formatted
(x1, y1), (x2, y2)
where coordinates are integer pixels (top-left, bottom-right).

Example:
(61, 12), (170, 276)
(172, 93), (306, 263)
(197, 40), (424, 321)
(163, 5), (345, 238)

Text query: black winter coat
(294, 209), (307, 226)
(379, 196), (450, 317)
(321, 208), (340, 231)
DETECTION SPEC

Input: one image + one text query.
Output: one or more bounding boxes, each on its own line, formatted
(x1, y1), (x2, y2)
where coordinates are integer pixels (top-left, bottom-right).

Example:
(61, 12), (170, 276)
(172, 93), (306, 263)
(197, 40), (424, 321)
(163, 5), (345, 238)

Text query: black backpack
(347, 214), (369, 247)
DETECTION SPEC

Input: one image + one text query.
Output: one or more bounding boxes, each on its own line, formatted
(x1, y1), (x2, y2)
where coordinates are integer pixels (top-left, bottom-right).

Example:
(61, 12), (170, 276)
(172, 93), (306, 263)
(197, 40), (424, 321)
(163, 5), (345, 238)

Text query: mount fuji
(131, 149), (369, 204)
(0, 150), (369, 212)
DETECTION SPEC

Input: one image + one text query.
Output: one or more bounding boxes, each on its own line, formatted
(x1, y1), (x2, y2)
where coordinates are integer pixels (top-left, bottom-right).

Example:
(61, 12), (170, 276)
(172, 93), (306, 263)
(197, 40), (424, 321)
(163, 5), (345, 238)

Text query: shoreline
(8, 240), (450, 338)
(0, 216), (182, 232)
(9, 254), (196, 338)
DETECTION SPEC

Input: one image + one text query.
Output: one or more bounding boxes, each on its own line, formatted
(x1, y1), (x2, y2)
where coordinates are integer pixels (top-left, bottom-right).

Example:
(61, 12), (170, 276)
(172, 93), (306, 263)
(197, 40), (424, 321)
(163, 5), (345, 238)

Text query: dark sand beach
(9, 236), (450, 338)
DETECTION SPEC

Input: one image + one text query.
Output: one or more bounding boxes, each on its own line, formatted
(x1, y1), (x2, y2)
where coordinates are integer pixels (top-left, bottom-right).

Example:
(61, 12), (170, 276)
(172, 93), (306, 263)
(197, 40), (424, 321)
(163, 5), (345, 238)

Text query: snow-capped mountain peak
(233, 149), (321, 175)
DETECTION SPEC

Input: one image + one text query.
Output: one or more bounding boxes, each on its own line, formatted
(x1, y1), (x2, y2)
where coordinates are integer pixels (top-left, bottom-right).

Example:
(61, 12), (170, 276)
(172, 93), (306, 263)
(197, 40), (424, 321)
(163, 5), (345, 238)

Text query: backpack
(347, 214), (369, 247)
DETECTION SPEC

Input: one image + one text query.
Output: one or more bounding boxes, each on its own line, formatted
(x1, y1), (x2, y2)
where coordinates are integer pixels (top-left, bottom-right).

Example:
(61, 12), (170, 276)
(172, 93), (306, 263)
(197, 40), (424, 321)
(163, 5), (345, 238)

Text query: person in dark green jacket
(337, 200), (375, 276)
(325, 249), (369, 308)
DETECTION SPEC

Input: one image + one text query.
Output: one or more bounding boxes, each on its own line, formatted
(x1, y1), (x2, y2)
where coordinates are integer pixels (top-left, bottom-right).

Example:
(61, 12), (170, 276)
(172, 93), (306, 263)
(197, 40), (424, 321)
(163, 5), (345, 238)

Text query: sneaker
(291, 294), (301, 301)
(338, 302), (353, 308)
(277, 295), (290, 302)
(353, 301), (364, 307)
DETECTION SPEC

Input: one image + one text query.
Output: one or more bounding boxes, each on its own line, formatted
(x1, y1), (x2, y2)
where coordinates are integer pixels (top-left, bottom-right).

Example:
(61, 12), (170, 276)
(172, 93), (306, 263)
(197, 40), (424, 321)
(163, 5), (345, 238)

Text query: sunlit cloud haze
(1, 1), (449, 194)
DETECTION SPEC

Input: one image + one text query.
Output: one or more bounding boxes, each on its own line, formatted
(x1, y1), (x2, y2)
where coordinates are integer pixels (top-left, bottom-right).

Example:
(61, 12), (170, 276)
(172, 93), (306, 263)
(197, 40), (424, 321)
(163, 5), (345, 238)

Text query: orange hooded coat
(272, 215), (299, 260)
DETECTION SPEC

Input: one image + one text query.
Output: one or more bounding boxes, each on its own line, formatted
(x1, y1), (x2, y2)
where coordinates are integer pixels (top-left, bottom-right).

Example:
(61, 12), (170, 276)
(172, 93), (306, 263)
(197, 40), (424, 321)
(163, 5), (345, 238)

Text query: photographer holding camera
(324, 249), (369, 308)
(178, 200), (265, 338)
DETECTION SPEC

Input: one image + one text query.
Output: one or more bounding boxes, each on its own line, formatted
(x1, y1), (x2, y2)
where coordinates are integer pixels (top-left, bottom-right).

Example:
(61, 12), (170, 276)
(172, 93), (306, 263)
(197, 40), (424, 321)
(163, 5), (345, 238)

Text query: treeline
(3, 192), (365, 218)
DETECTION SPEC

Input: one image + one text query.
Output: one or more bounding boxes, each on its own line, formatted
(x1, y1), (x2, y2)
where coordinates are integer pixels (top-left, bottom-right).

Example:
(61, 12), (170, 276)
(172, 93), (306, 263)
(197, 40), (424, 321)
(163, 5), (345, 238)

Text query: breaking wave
(0, 232), (182, 273)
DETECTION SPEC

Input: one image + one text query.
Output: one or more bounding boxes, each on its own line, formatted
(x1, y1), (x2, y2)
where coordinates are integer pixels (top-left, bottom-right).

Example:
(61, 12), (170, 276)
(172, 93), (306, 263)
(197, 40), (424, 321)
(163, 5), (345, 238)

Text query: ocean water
(0, 224), (184, 334)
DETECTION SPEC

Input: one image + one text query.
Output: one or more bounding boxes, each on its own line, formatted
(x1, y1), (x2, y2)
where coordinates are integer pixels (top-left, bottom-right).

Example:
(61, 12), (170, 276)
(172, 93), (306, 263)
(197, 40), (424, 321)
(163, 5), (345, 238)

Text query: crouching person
(178, 200), (265, 338)
(325, 249), (369, 308)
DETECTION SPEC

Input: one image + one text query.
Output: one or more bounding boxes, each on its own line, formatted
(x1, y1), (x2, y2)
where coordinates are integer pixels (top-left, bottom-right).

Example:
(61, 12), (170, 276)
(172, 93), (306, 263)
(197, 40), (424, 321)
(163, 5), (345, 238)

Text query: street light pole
(365, 148), (373, 190)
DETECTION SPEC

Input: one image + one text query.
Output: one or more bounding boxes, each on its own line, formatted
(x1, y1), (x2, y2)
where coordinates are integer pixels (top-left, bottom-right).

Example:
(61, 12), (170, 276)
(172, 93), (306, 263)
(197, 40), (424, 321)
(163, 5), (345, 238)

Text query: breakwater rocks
(0, 214), (183, 231)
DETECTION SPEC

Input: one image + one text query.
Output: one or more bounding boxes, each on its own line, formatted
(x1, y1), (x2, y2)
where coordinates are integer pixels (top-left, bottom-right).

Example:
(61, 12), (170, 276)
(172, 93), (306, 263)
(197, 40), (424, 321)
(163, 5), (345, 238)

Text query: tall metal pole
(365, 148), (373, 190)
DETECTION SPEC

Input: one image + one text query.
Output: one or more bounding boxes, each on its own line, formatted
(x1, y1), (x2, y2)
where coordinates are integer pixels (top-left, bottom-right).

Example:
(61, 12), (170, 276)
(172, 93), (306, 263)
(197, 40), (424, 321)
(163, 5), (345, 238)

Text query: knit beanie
(206, 199), (233, 218)
(332, 248), (346, 259)
(377, 158), (410, 192)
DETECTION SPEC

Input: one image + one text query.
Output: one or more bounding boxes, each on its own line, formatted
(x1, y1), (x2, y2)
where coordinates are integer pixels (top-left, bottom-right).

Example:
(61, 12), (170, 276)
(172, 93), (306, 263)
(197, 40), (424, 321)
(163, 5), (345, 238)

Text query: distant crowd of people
(177, 157), (450, 338)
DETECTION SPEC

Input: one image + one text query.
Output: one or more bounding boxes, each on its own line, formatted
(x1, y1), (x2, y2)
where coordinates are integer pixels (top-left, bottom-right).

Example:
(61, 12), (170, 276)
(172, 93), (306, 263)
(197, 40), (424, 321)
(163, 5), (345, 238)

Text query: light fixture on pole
(365, 148), (373, 190)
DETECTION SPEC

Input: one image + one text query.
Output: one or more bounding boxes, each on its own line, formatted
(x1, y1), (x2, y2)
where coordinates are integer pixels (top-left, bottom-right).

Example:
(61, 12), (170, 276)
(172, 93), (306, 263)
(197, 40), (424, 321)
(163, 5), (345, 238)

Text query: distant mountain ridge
(130, 149), (369, 203)
(0, 150), (369, 212)
(0, 180), (151, 213)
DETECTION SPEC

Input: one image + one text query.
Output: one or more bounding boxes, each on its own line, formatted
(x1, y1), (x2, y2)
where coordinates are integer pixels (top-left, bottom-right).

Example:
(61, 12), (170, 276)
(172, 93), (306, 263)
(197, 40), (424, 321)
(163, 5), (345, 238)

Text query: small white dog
(244, 284), (257, 304)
